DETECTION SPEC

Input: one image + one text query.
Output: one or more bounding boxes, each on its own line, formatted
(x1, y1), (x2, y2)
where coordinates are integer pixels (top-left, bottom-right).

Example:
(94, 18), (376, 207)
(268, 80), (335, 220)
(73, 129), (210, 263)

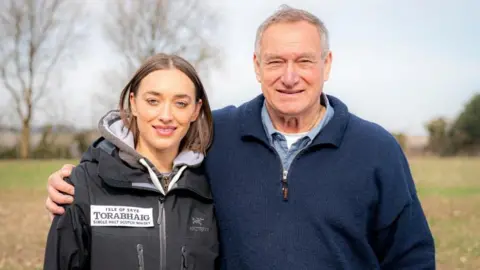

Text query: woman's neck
(136, 141), (178, 173)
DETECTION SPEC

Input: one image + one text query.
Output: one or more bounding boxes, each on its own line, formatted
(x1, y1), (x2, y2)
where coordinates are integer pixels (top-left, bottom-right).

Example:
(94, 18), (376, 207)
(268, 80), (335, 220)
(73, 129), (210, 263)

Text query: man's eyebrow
(262, 53), (318, 61)
(263, 54), (282, 61)
(297, 53), (317, 59)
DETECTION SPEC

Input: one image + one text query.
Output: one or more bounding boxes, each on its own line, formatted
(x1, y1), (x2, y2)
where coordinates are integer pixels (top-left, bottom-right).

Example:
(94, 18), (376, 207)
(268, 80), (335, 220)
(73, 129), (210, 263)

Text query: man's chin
(270, 102), (303, 115)
(274, 108), (305, 117)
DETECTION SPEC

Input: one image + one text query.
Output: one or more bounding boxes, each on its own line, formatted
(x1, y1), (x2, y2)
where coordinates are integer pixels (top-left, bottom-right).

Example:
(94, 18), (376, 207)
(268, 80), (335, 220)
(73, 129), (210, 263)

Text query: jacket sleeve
(371, 140), (435, 269)
(43, 166), (91, 270)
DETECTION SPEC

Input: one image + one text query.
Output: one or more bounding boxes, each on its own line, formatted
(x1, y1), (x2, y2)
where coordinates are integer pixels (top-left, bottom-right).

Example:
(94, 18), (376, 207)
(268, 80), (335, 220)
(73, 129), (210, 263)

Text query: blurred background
(0, 0), (478, 269)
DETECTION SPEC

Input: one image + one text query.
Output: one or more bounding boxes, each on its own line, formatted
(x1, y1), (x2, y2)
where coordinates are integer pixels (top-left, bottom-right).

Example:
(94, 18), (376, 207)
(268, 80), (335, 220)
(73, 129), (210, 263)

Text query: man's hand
(46, 164), (76, 220)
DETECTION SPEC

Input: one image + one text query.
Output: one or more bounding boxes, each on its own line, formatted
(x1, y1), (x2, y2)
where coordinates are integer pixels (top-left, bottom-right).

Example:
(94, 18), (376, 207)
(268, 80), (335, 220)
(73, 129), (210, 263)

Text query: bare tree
(0, 0), (85, 158)
(97, 0), (221, 109)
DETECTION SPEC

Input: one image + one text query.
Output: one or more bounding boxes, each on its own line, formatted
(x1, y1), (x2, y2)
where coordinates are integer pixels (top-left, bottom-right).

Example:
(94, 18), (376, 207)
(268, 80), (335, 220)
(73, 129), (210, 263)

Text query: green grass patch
(418, 186), (480, 196)
(1, 157), (480, 269)
(0, 159), (78, 189)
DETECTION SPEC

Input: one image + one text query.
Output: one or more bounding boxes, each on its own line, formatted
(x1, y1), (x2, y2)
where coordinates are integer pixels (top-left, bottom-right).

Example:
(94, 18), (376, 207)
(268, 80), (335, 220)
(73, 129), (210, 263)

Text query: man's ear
(253, 53), (261, 83)
(323, 51), (333, 82)
(129, 92), (137, 116)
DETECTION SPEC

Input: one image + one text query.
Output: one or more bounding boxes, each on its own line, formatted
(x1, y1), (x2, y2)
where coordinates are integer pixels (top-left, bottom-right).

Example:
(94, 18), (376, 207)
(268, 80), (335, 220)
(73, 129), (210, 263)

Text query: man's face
(254, 21), (332, 117)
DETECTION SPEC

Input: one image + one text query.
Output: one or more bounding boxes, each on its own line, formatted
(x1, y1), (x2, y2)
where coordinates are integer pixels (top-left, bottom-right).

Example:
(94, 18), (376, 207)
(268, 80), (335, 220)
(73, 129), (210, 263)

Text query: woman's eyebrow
(143, 91), (192, 100)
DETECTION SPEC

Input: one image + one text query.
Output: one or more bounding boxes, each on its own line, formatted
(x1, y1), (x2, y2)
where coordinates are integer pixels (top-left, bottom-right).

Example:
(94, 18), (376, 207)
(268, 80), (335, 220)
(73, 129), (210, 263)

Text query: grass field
(0, 157), (479, 269)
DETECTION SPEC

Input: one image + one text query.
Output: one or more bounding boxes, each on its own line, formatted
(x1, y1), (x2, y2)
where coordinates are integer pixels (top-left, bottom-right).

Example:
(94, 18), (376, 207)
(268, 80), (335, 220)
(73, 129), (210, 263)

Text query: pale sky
(3, 0), (479, 136)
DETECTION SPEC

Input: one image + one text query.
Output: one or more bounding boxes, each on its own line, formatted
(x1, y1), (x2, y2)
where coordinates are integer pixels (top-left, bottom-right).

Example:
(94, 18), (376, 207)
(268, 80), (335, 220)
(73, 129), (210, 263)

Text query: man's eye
(299, 59), (313, 63)
(268, 61), (282, 65)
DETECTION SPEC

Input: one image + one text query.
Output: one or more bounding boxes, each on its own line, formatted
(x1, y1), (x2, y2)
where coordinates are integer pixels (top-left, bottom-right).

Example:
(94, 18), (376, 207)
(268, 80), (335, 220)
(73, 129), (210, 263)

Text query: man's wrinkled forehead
(262, 52), (318, 61)
(258, 22), (323, 54)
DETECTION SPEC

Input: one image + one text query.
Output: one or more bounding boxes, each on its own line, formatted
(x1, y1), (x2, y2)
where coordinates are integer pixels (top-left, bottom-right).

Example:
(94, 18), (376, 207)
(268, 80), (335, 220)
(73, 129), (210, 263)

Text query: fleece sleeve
(371, 140), (435, 269)
(43, 166), (91, 270)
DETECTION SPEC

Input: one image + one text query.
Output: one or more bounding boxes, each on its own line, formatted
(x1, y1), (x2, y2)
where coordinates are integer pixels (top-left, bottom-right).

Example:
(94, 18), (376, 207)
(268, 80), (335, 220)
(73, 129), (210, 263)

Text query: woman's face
(130, 68), (202, 154)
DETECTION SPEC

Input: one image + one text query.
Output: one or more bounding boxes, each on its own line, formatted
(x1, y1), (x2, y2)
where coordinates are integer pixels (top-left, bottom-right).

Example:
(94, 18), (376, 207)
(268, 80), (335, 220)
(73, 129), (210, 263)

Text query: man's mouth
(276, 89), (305, 95)
(152, 125), (177, 136)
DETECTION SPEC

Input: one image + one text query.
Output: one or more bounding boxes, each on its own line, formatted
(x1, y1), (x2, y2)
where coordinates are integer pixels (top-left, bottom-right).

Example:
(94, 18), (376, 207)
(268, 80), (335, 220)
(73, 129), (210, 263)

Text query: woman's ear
(191, 99), (203, 122)
(129, 92), (137, 116)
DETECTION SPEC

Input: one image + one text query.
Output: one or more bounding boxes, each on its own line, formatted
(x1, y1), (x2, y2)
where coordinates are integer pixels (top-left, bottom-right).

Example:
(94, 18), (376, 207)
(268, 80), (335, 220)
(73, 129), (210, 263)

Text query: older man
(44, 5), (435, 269)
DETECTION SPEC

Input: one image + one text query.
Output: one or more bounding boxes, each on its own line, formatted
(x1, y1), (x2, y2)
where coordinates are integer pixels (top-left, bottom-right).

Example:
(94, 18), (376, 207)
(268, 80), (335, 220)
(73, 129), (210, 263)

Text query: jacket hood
(84, 110), (205, 195)
(97, 110), (204, 170)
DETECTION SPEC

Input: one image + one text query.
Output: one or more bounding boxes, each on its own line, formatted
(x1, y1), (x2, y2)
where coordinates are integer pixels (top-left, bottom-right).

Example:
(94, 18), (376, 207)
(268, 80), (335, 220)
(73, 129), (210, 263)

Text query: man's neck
(136, 141), (178, 173)
(267, 101), (325, 134)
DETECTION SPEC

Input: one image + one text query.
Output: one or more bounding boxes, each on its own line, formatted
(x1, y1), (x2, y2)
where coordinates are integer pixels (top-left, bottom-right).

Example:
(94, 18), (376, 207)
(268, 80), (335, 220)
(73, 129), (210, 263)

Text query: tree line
(3, 92), (477, 159)
(393, 93), (480, 156)
(424, 93), (480, 156)
(1, 1), (478, 159)
(0, 0), (220, 159)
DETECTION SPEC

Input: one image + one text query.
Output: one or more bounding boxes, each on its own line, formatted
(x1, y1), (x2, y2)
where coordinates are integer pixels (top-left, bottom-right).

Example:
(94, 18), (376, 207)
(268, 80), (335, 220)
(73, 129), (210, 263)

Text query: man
(45, 5), (435, 269)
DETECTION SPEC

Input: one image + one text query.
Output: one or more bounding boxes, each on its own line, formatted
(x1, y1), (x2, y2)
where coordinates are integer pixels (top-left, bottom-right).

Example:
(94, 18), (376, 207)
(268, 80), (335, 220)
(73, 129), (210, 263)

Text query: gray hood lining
(97, 110), (204, 171)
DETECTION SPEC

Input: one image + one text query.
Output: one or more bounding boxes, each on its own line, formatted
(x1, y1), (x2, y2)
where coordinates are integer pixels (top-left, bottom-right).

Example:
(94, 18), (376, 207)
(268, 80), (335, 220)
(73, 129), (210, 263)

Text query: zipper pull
(162, 175), (170, 192)
(281, 170), (288, 201)
(137, 244), (144, 270)
(181, 246), (188, 269)
(157, 199), (164, 225)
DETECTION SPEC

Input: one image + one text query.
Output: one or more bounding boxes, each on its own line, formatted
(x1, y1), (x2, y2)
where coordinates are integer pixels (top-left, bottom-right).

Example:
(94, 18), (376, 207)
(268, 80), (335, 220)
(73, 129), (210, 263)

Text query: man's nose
(281, 62), (300, 88)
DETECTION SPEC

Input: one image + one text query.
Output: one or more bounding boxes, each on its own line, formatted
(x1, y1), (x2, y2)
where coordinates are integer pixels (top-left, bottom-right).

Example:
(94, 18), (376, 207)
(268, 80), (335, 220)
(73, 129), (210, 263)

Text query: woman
(43, 53), (218, 270)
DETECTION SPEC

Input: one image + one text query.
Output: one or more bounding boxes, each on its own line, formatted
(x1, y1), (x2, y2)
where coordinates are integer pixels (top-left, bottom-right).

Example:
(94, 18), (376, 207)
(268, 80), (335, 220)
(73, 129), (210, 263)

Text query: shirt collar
(261, 93), (335, 144)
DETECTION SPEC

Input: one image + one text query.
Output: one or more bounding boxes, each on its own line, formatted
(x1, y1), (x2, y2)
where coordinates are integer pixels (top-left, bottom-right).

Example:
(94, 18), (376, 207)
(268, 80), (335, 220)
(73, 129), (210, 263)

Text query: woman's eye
(176, 101), (188, 108)
(147, 99), (158, 105)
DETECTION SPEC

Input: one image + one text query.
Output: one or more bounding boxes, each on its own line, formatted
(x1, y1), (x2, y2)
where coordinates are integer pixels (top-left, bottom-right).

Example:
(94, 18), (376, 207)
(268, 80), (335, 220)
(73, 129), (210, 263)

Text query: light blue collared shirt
(261, 93), (335, 171)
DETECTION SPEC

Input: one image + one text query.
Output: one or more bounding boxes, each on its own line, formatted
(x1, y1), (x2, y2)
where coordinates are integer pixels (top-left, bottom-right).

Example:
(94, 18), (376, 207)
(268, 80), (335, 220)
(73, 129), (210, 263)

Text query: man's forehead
(260, 25), (323, 58)
(262, 21), (320, 42)
(262, 51), (319, 60)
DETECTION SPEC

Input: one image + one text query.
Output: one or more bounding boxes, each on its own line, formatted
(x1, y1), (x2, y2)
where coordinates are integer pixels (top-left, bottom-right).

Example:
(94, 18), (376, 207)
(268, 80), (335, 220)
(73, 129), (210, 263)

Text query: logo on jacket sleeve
(90, 205), (154, 227)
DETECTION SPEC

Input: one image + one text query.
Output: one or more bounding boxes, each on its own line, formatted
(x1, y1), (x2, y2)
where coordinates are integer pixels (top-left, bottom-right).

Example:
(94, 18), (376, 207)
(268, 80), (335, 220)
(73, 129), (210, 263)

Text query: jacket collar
(86, 139), (212, 200)
(239, 94), (350, 148)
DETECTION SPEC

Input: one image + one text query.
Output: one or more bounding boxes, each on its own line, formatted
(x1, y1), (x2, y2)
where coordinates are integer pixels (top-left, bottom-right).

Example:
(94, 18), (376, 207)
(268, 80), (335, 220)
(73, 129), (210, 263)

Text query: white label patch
(90, 205), (154, 227)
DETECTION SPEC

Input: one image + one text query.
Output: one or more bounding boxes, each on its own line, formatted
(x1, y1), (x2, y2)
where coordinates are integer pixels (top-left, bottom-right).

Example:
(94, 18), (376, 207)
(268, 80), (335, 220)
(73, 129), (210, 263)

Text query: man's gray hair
(254, 4), (330, 59)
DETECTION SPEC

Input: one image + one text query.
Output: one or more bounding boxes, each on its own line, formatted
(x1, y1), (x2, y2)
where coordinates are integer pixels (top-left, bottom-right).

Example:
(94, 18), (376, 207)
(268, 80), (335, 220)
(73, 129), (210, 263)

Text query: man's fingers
(60, 164), (75, 177)
(48, 169), (75, 196)
(45, 196), (65, 216)
(48, 183), (73, 205)
(45, 164), (76, 218)
(59, 164), (75, 195)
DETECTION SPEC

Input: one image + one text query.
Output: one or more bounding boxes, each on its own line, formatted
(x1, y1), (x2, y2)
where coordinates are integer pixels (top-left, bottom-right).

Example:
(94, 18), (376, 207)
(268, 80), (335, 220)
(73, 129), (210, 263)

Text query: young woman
(43, 53), (218, 270)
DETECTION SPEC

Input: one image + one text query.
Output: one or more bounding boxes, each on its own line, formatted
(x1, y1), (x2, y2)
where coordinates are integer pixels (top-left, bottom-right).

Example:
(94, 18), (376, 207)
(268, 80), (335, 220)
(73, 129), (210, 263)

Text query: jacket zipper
(137, 244), (145, 270)
(281, 169), (288, 200)
(267, 150), (288, 201)
(261, 143), (288, 201)
(181, 246), (188, 270)
(281, 147), (312, 200)
(158, 199), (167, 269)
(264, 140), (313, 201)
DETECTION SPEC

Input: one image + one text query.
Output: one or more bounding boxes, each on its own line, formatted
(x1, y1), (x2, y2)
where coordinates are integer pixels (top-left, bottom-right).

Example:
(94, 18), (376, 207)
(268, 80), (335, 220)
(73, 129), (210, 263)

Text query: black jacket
(43, 134), (219, 270)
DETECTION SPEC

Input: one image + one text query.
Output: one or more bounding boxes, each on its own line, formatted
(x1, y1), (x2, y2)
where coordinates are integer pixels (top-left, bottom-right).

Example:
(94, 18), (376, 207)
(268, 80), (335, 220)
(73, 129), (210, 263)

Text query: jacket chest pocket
(180, 242), (218, 270)
(90, 225), (159, 269)
(170, 200), (219, 269)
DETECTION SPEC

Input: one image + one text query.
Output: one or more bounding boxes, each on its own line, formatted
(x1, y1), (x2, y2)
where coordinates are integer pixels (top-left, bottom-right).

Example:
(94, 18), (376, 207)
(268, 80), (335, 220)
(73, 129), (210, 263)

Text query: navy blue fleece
(204, 94), (435, 270)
